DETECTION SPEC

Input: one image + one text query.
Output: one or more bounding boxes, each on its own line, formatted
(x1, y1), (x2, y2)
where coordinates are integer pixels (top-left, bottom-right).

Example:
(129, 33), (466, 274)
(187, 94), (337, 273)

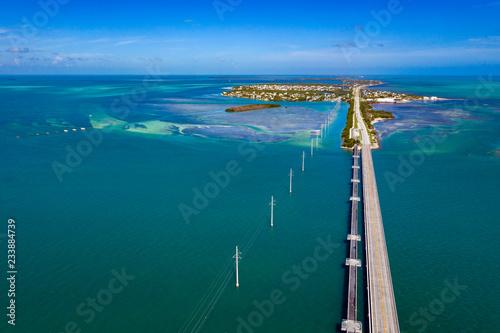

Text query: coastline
(219, 80), (449, 151)
(225, 103), (281, 112)
(371, 117), (393, 124)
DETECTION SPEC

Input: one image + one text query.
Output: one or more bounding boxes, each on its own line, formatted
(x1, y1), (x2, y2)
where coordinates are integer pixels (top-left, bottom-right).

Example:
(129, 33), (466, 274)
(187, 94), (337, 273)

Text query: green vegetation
(356, 101), (395, 146)
(360, 88), (427, 101)
(225, 104), (281, 112)
(359, 101), (395, 130)
(222, 83), (352, 102)
(341, 99), (361, 148)
(340, 98), (395, 149)
(371, 110), (395, 119)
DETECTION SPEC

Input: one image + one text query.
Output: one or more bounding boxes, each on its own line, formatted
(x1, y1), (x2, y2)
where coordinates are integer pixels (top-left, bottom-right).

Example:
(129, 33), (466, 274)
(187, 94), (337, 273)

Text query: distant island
(221, 79), (445, 149)
(221, 80), (441, 103)
(225, 104), (281, 112)
(222, 83), (352, 102)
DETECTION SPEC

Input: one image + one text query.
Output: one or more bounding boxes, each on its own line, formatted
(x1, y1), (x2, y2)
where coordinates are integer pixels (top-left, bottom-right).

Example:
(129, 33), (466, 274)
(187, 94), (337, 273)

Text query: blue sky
(0, 0), (499, 74)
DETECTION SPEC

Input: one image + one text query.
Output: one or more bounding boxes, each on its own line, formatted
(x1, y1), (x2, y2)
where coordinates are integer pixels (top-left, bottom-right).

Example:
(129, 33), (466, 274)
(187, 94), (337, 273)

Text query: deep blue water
(0, 75), (498, 332)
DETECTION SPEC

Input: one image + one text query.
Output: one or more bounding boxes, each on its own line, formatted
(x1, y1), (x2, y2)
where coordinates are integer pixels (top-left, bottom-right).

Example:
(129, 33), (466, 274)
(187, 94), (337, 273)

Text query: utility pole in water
(270, 196), (276, 227)
(302, 151), (305, 172)
(233, 246), (241, 288)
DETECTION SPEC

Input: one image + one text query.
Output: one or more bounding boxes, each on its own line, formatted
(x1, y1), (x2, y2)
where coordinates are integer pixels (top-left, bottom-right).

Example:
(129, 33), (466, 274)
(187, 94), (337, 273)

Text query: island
(340, 98), (395, 149)
(225, 104), (281, 112)
(221, 80), (439, 103)
(221, 79), (443, 149)
(222, 83), (351, 102)
(341, 98), (361, 149)
(361, 88), (444, 103)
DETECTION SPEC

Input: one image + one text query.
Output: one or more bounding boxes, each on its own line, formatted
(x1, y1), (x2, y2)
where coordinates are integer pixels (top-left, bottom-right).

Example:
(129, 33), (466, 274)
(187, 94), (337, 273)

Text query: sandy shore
(371, 117), (393, 124)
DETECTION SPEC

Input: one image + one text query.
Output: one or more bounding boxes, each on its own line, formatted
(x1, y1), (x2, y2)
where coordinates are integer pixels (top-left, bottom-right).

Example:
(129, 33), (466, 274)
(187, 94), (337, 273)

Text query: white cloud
(256, 43), (500, 69)
(116, 40), (137, 46)
(160, 38), (188, 43)
(6, 47), (30, 53)
(52, 56), (63, 65)
(467, 36), (500, 45)
(217, 56), (240, 68)
(278, 44), (300, 49)
(89, 38), (110, 43)
(472, 1), (500, 7)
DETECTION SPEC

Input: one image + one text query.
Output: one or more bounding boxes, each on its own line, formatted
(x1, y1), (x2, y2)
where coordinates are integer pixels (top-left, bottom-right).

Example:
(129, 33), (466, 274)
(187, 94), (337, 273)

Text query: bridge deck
(342, 144), (362, 333)
(354, 86), (400, 333)
(361, 144), (399, 333)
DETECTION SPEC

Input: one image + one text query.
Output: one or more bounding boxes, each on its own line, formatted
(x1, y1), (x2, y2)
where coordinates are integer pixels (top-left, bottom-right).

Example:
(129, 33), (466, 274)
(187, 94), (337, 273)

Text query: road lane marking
(358, 87), (387, 332)
(367, 150), (387, 332)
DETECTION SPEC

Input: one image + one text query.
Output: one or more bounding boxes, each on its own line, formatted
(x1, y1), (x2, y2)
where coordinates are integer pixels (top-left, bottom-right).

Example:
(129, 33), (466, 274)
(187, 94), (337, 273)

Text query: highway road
(354, 87), (400, 333)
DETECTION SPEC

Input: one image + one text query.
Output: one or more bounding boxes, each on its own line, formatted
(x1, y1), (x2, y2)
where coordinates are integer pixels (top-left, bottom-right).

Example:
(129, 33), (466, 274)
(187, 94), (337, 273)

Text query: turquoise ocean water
(0, 75), (498, 332)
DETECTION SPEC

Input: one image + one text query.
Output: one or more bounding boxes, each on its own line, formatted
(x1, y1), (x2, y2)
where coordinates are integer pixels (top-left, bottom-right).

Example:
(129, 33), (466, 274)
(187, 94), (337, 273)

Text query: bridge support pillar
(345, 258), (361, 267)
(347, 234), (361, 241)
(341, 319), (362, 332)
